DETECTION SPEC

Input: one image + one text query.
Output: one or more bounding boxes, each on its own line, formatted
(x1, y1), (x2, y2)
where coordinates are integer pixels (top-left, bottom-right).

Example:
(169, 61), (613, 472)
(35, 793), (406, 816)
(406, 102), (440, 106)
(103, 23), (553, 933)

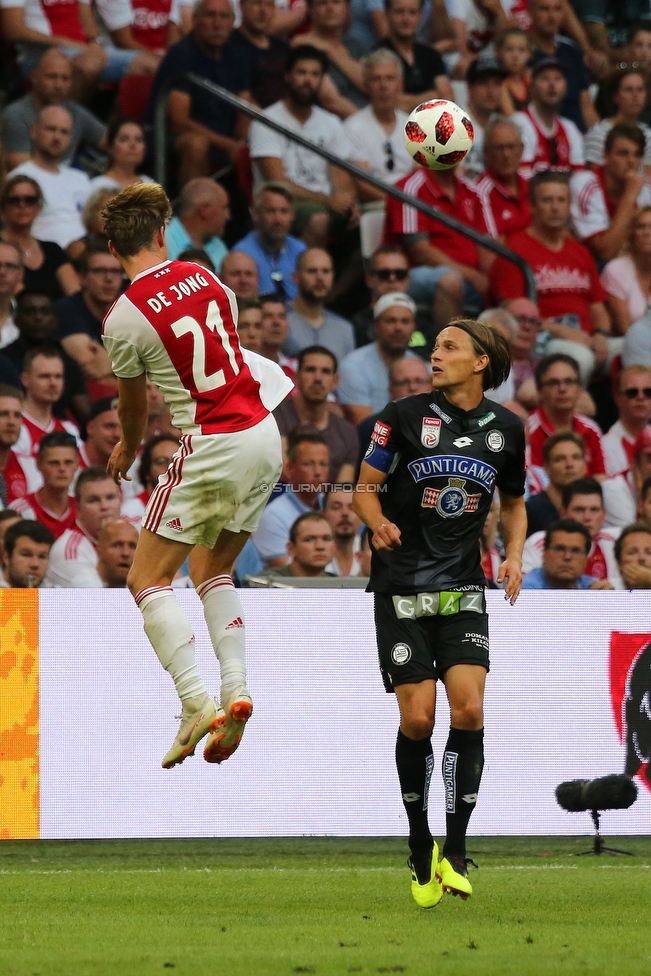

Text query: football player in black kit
(353, 319), (527, 909)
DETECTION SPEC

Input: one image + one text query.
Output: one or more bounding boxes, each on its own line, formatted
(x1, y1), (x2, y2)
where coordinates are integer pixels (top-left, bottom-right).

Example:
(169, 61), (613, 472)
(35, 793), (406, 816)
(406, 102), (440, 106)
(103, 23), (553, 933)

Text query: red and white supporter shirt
(528, 406), (606, 476)
(102, 260), (293, 436)
(15, 411), (80, 460)
(2, 449), (41, 506)
(475, 171), (531, 238)
(522, 527), (621, 583)
(488, 230), (607, 333)
(0, 0), (88, 45)
(513, 106), (585, 179)
(385, 169), (489, 269)
(10, 491), (77, 539)
(93, 0), (181, 50)
(45, 521), (102, 587)
(602, 469), (638, 528)
(121, 488), (150, 530)
(602, 420), (651, 477)
(571, 169), (651, 243)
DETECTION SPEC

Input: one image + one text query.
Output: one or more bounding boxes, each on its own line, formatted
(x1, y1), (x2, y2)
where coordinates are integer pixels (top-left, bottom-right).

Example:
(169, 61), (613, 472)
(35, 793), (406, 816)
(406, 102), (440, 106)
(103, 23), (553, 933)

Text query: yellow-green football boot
(409, 842), (443, 909)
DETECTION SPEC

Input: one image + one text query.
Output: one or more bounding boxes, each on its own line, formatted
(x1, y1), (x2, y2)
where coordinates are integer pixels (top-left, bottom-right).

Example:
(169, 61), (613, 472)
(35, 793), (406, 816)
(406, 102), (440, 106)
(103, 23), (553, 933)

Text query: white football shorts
(142, 412), (283, 547)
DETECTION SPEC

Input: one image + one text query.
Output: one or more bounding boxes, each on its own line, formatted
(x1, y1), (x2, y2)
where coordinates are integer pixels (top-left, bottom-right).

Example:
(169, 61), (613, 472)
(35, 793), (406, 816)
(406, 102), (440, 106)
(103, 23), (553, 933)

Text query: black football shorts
(373, 591), (490, 693)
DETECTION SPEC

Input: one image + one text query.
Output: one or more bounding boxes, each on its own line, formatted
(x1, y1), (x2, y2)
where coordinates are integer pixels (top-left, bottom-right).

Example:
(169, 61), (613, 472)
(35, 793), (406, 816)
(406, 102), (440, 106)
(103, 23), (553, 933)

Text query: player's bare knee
(402, 714), (435, 740)
(450, 701), (483, 729)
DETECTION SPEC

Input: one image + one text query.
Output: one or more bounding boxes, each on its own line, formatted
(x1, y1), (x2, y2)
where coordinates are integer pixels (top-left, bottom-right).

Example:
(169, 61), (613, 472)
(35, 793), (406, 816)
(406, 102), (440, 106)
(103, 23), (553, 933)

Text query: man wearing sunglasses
(602, 366), (651, 476)
(352, 245), (441, 355)
(512, 58), (585, 179)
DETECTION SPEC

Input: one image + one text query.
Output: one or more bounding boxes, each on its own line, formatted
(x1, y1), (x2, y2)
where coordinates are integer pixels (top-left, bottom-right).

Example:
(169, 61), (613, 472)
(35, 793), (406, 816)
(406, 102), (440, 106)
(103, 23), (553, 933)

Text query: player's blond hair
(102, 183), (172, 258)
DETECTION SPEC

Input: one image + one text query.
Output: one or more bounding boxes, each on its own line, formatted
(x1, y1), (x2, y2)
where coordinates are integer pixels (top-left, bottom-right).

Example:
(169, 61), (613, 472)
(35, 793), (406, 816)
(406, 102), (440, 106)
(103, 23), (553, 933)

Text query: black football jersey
(363, 391), (526, 594)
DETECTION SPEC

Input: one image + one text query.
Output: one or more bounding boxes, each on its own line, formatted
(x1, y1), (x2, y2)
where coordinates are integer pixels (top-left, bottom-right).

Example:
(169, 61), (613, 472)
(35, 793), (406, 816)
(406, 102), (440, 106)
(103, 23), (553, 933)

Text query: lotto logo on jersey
(371, 421), (391, 447)
(421, 417), (441, 448)
(421, 479), (480, 517)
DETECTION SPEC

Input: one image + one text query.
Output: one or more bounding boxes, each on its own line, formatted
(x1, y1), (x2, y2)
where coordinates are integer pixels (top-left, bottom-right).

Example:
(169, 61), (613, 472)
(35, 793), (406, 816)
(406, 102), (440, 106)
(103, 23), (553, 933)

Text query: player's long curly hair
(102, 183), (172, 258)
(447, 317), (512, 391)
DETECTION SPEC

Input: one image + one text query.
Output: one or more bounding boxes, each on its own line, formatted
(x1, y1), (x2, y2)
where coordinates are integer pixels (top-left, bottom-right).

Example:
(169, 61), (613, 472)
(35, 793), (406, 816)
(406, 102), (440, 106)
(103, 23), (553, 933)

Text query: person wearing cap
(475, 117), (531, 239)
(283, 248), (356, 366)
(337, 292), (421, 423)
(459, 56), (507, 182)
(527, 0), (599, 133)
(54, 242), (124, 384)
(603, 428), (651, 529)
(512, 58), (585, 179)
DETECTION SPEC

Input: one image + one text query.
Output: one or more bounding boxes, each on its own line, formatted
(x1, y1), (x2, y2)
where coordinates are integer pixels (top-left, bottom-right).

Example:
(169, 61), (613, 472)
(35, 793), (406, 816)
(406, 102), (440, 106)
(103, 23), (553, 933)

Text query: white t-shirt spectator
(248, 100), (356, 194)
(571, 170), (651, 243)
(602, 469), (638, 528)
(601, 255), (649, 326)
(584, 118), (651, 168)
(8, 160), (90, 249)
(89, 173), (155, 193)
(343, 106), (414, 185)
(602, 419), (651, 477)
(46, 523), (103, 586)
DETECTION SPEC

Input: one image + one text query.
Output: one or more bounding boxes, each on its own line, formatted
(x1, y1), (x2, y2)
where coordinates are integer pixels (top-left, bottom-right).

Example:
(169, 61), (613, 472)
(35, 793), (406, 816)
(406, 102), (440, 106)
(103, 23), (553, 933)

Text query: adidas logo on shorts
(225, 617), (244, 630)
(165, 517), (183, 531)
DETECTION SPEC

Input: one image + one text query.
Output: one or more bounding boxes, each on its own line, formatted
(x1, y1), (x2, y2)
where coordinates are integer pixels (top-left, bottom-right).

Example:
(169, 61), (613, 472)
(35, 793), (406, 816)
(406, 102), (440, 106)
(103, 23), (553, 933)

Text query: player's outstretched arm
(107, 374), (148, 485)
(353, 462), (401, 551)
(496, 492), (527, 605)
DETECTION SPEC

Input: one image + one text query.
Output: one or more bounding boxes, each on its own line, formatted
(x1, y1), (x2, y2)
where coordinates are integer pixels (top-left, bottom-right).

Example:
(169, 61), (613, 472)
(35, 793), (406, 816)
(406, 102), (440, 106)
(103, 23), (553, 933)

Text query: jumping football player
(353, 319), (527, 908)
(101, 183), (292, 769)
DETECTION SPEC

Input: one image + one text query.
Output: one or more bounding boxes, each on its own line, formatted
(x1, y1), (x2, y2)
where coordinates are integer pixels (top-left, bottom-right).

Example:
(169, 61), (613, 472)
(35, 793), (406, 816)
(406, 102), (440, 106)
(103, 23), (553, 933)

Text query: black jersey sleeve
(495, 415), (526, 497)
(362, 400), (405, 474)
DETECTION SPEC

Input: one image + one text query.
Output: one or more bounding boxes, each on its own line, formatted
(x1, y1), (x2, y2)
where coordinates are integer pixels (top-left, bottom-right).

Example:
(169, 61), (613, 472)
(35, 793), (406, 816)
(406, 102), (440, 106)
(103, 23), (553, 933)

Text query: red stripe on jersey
(143, 434), (191, 533)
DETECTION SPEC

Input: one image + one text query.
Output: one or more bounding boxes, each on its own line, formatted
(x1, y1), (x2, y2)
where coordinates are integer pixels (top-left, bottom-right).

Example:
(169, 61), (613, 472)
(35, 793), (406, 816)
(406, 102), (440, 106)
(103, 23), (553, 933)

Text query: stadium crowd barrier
(1, 589), (650, 840)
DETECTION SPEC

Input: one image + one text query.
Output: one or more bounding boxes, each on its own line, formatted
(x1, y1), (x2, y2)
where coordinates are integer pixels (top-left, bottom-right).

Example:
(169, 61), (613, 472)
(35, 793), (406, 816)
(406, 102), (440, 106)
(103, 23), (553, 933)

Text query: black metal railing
(154, 75), (536, 300)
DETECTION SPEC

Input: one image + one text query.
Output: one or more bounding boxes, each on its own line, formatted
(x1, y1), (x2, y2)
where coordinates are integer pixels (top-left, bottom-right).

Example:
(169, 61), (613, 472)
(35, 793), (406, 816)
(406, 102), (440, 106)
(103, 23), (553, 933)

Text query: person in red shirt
(10, 430), (78, 539)
(0, 385), (40, 505)
(489, 170), (613, 383)
(476, 117), (531, 239)
(385, 165), (492, 318)
(528, 352), (606, 477)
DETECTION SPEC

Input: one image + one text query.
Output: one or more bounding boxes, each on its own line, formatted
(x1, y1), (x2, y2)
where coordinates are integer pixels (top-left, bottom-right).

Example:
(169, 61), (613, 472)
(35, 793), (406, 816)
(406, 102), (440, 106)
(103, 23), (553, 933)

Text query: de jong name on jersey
(364, 390), (526, 594)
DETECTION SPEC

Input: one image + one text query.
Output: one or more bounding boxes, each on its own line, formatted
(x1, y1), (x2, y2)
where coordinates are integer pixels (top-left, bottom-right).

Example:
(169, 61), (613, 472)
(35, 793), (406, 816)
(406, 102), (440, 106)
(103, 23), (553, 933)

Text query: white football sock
(136, 586), (207, 702)
(196, 575), (247, 700)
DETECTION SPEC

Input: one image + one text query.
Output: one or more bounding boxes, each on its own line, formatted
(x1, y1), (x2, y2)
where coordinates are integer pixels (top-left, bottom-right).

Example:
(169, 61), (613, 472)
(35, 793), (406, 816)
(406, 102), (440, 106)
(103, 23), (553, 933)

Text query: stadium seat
(118, 75), (154, 122)
(360, 209), (385, 261)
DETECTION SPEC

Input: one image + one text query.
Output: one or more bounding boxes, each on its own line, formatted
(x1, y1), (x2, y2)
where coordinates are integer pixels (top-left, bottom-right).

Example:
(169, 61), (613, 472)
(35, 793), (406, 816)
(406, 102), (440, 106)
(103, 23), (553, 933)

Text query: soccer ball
(404, 99), (474, 171)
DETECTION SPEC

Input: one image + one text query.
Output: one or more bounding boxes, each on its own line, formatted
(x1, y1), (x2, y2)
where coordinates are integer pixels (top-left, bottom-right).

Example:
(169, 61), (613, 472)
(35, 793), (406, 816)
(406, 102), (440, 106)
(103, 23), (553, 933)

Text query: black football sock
(396, 729), (434, 882)
(441, 727), (484, 862)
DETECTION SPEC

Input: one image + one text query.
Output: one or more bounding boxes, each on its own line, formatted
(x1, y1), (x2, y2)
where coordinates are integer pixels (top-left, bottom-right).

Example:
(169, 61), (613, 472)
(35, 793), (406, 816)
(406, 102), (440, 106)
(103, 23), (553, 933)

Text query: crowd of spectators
(2, 0), (651, 592)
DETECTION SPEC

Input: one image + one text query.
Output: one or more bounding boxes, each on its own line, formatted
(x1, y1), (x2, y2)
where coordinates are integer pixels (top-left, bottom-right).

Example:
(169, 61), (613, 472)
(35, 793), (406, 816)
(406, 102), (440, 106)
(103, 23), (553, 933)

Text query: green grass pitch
(1, 837), (651, 976)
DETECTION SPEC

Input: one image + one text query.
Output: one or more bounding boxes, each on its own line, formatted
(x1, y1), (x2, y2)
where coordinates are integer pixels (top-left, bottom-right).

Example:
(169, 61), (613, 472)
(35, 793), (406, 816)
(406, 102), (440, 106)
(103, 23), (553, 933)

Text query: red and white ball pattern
(404, 99), (474, 171)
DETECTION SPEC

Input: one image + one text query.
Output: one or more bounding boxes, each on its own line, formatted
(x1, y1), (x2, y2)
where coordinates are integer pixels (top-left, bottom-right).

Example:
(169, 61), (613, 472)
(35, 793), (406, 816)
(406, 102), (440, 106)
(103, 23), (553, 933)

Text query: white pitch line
(0, 864), (649, 877)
